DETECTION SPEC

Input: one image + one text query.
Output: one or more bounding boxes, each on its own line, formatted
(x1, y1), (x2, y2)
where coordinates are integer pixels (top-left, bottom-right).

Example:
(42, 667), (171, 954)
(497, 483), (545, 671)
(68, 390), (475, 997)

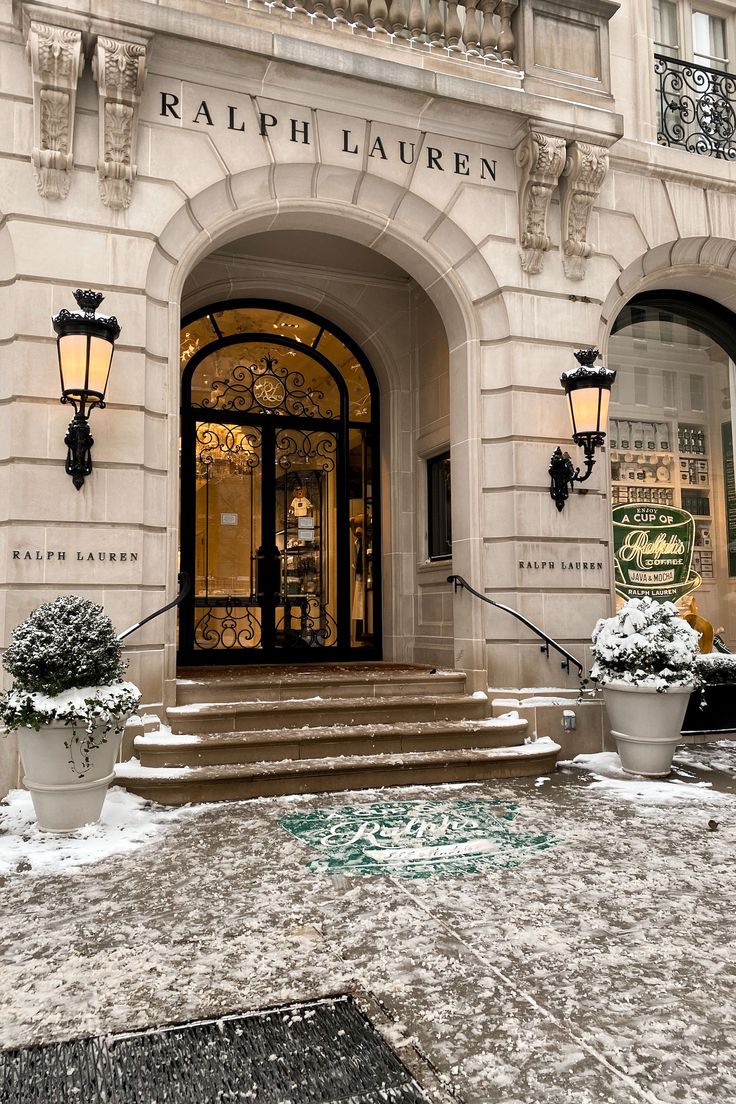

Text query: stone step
(115, 739), (562, 805)
(176, 665), (466, 705)
(166, 693), (490, 735)
(136, 716), (528, 768)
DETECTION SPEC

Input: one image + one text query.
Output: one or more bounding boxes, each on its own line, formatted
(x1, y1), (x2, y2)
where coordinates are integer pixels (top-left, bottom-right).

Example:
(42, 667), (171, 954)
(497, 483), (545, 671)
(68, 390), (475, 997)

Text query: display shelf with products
(610, 417), (713, 524)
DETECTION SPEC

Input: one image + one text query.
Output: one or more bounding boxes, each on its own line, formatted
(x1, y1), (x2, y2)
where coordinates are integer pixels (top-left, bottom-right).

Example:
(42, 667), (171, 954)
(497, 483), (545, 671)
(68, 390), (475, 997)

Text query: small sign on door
(220, 513), (238, 526)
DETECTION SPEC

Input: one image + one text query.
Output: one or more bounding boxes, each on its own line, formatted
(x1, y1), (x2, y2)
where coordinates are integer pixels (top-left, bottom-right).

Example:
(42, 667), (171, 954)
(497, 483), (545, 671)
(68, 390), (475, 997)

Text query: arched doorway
(178, 300), (381, 665)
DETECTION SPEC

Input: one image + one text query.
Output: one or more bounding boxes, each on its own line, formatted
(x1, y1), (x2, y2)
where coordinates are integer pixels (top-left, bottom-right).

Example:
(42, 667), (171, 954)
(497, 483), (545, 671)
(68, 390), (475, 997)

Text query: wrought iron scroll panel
(654, 53), (736, 160)
(179, 304), (381, 665)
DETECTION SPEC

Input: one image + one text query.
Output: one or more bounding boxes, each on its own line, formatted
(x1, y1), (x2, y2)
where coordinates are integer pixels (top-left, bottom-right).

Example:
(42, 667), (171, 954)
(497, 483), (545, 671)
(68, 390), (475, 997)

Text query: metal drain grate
(1, 995), (431, 1103)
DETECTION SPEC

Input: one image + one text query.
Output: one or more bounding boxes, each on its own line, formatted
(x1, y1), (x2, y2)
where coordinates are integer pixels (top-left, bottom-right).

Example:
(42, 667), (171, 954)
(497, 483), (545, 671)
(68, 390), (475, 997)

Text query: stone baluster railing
(246, 0), (518, 65)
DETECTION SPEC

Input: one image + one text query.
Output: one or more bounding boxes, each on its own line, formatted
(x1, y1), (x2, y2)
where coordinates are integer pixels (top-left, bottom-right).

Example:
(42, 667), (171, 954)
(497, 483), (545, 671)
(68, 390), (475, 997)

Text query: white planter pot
(602, 681), (695, 778)
(17, 719), (126, 833)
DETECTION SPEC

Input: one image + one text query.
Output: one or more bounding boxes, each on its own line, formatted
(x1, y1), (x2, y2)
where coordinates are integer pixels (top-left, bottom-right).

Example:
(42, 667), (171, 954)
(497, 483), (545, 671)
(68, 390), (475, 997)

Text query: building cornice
(18, 0), (624, 149)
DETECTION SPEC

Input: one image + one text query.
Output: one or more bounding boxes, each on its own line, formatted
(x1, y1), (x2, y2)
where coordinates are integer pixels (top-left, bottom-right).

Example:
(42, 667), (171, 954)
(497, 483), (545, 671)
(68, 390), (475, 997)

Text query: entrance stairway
(115, 664), (560, 805)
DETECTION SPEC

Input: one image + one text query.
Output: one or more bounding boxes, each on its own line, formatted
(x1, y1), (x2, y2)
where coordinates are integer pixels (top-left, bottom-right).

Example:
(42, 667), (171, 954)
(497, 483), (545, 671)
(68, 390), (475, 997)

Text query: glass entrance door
(187, 421), (340, 656)
(178, 301), (380, 664)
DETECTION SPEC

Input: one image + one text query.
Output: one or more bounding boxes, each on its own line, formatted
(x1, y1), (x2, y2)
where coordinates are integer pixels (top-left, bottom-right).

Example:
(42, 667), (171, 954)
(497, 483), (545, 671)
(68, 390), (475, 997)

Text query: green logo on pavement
(279, 799), (556, 879)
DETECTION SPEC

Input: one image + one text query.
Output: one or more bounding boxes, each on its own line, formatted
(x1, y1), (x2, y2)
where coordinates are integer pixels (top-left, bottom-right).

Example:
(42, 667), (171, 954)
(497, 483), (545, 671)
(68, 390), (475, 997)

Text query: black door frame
(178, 299), (382, 666)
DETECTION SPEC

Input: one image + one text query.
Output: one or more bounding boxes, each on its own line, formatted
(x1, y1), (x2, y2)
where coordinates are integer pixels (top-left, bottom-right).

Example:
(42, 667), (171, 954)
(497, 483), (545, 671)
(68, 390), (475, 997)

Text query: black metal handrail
(654, 52), (736, 160)
(447, 574), (584, 678)
(117, 572), (191, 642)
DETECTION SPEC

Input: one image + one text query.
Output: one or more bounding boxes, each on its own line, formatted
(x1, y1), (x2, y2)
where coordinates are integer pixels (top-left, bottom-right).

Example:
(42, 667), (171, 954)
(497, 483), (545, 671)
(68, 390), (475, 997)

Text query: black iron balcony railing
(654, 53), (736, 160)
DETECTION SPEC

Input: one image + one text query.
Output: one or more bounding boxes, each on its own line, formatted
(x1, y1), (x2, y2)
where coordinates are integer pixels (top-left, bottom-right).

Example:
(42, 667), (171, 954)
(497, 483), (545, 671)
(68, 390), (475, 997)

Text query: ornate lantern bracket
(53, 289), (121, 491)
(549, 348), (616, 512)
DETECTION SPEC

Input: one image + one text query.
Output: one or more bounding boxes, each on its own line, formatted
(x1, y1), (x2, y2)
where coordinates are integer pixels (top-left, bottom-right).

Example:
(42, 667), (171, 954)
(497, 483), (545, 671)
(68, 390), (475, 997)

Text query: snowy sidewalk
(1, 745), (736, 1104)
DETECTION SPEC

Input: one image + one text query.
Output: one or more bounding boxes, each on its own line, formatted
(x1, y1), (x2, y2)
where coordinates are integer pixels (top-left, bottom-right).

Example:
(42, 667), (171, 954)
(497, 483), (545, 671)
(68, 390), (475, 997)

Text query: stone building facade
(2, 0), (736, 792)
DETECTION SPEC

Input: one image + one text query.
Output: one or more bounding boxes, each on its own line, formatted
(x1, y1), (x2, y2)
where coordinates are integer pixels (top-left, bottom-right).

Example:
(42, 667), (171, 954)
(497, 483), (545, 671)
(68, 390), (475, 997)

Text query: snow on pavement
(1, 746), (735, 1104)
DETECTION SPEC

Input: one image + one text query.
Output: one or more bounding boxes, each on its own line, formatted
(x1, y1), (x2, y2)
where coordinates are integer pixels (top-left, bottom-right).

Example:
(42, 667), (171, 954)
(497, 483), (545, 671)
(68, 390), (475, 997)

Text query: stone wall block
(373, 228), (444, 294)
(500, 289), (601, 344)
(484, 539), (609, 591)
(0, 339), (58, 404)
(255, 97), (316, 166)
(8, 463), (108, 523)
(271, 162), (318, 201)
(229, 165), (276, 211)
(641, 240), (675, 278)
(0, 38), (30, 98)
(104, 348), (145, 409)
(147, 126), (226, 197)
(10, 221), (112, 284)
(467, 294), (511, 344)
(0, 97), (31, 160)
(426, 216), (476, 268)
(595, 208), (648, 272)
(158, 202), (205, 262)
(700, 238), (736, 270)
(146, 245), (177, 304)
(143, 413), (168, 472)
(0, 157), (99, 228)
(664, 181), (709, 240)
(143, 470), (168, 528)
(84, 407), (145, 466)
(483, 486), (609, 541)
(448, 186), (516, 246)
(705, 190), (736, 242)
(313, 163), (360, 204)
(613, 254), (646, 297)
(2, 402), (50, 460)
(121, 647), (165, 711)
(669, 236), (710, 268)
(0, 283), (16, 345)
(613, 172), (677, 249)
(359, 121), (421, 189)
(393, 192), (441, 240)
(355, 173), (404, 219)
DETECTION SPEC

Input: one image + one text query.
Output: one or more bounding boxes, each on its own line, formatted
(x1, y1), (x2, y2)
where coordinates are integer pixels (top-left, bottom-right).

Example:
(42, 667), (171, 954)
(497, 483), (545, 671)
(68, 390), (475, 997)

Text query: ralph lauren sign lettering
(150, 87), (502, 186)
(12, 550), (138, 562)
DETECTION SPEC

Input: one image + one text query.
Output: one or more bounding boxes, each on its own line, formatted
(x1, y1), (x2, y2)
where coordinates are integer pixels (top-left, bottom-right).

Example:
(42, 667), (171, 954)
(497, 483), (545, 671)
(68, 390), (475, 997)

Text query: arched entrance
(178, 299), (381, 665)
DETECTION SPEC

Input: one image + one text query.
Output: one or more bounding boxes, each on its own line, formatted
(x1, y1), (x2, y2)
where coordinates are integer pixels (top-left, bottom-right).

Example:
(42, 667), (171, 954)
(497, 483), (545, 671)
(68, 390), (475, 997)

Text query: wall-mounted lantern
(52, 289), (120, 490)
(549, 348), (616, 512)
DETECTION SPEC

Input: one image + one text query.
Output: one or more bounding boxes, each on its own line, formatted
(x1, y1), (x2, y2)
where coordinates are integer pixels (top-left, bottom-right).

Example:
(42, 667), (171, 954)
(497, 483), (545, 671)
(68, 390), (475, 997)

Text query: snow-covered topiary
(695, 652), (736, 686)
(0, 597), (141, 777)
(2, 595), (126, 695)
(591, 597), (700, 693)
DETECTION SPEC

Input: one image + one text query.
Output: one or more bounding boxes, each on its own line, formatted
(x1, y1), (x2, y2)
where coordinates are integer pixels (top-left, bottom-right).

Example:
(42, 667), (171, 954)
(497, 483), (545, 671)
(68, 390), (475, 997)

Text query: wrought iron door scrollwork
(276, 430), (337, 473)
(197, 354), (337, 419)
(196, 423), (261, 479)
(655, 54), (736, 159)
(194, 600), (262, 650)
(277, 596), (338, 647)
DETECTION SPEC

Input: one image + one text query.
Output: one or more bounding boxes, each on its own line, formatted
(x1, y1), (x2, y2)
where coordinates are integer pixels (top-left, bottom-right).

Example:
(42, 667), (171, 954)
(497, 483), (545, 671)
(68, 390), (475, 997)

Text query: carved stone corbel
(516, 131), (567, 275)
(559, 142), (609, 280)
(26, 21), (84, 199)
(92, 36), (147, 210)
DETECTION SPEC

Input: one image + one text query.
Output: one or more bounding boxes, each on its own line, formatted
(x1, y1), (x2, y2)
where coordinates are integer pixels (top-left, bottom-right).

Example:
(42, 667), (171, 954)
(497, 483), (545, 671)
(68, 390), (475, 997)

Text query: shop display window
(608, 296), (736, 648)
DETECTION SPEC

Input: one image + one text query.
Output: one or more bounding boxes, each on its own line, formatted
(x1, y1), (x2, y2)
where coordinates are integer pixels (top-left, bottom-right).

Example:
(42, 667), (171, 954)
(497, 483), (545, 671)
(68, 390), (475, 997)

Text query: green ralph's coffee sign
(613, 503), (701, 603)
